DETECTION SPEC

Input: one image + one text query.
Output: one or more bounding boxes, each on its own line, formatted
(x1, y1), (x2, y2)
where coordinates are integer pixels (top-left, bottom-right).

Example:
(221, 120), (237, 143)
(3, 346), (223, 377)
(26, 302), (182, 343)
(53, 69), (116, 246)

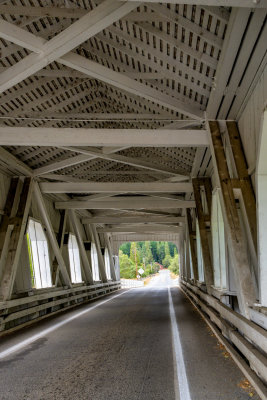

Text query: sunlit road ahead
(147, 269), (177, 287)
(0, 271), (258, 400)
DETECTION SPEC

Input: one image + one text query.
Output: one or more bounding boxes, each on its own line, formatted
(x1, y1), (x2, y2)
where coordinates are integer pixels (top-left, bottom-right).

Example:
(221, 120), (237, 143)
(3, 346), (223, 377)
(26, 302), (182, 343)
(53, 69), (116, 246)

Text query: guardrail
(0, 281), (121, 336)
(180, 280), (267, 398)
(121, 279), (144, 288)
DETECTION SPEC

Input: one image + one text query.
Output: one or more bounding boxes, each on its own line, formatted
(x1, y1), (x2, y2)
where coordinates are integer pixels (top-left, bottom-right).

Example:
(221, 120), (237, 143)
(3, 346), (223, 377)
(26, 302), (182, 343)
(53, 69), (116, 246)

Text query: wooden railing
(0, 281), (121, 335)
(181, 280), (267, 398)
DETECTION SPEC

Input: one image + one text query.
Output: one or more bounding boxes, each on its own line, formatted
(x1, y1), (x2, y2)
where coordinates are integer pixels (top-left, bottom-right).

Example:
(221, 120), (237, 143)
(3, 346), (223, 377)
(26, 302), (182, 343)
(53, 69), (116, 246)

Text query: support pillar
(52, 210), (67, 286)
(69, 210), (93, 285)
(0, 178), (33, 301)
(192, 178), (214, 293)
(88, 224), (107, 283)
(209, 121), (256, 317)
(104, 233), (117, 281)
(33, 182), (72, 288)
(227, 121), (257, 255)
(186, 209), (198, 282)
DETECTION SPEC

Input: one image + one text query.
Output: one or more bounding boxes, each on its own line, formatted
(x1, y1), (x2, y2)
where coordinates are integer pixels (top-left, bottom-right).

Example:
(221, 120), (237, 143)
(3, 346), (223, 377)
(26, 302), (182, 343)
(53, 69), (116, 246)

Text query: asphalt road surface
(0, 270), (259, 400)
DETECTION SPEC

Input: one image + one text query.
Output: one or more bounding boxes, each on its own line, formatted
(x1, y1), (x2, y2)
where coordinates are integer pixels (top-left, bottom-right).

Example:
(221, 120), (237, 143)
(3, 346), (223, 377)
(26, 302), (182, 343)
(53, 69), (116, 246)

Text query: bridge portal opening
(119, 241), (179, 281)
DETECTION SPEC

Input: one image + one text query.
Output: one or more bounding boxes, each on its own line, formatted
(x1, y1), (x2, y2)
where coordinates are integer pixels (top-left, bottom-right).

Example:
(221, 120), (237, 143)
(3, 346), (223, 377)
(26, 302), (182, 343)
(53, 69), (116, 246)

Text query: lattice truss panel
(0, 0), (229, 184)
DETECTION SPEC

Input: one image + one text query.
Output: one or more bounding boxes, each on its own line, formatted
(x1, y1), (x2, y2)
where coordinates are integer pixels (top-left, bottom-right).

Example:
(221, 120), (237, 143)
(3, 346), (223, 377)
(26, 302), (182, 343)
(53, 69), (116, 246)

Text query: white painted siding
(238, 64), (267, 176)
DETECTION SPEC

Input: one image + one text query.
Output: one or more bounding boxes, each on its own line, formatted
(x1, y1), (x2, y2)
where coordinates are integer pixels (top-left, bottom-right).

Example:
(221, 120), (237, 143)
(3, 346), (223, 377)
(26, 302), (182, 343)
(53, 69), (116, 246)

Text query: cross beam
(118, 0), (267, 6)
(97, 225), (183, 233)
(0, 13), (204, 119)
(40, 182), (193, 194)
(55, 198), (196, 210)
(0, 128), (209, 147)
(82, 216), (185, 224)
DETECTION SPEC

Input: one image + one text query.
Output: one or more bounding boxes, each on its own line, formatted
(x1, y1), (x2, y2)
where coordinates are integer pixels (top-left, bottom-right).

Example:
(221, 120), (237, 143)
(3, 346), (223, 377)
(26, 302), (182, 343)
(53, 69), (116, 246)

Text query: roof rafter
(0, 127), (209, 147)
(60, 146), (189, 179)
(55, 197), (196, 210)
(0, 0), (139, 93)
(40, 182), (193, 194)
(0, 5), (203, 119)
(119, 0), (267, 7)
(82, 216), (185, 224)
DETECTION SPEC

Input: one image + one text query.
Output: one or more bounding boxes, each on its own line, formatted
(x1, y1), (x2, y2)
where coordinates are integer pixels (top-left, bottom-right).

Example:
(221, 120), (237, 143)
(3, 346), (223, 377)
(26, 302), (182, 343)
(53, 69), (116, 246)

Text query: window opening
(27, 219), (52, 289)
(91, 242), (100, 281)
(68, 234), (83, 284)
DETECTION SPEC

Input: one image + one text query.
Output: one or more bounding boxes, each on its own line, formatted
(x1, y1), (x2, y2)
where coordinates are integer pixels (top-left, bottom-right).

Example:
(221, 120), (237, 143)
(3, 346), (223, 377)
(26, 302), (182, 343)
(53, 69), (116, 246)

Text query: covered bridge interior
(0, 0), (266, 399)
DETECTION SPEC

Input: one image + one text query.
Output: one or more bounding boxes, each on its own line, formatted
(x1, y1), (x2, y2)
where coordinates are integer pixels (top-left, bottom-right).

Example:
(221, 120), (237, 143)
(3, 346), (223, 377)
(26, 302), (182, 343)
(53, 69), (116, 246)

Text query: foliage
(168, 254), (179, 275)
(119, 250), (136, 279)
(119, 241), (178, 278)
(162, 254), (172, 268)
(120, 242), (131, 257)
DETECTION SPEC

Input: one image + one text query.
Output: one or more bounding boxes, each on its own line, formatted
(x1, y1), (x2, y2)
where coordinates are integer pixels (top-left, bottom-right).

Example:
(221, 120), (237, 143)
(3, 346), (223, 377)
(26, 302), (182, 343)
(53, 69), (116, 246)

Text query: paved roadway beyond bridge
(0, 270), (259, 400)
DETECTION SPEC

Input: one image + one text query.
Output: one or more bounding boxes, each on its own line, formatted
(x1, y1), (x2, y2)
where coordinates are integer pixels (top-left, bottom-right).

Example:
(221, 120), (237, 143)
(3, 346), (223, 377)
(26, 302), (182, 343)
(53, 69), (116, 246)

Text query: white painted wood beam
(88, 224), (108, 282)
(82, 216), (185, 224)
(0, 18), (45, 53)
(68, 210), (94, 284)
(206, 8), (251, 118)
(218, 10), (266, 119)
(60, 53), (204, 119)
(0, 147), (33, 176)
(0, 0), (139, 93)
(103, 233), (117, 281)
(40, 182), (193, 194)
(60, 146), (188, 178)
(33, 183), (72, 287)
(1, 112), (189, 122)
(0, 128), (209, 147)
(0, 8), (203, 119)
(120, 0), (267, 7)
(0, 5), (86, 18)
(33, 146), (127, 176)
(97, 225), (183, 233)
(55, 198), (196, 210)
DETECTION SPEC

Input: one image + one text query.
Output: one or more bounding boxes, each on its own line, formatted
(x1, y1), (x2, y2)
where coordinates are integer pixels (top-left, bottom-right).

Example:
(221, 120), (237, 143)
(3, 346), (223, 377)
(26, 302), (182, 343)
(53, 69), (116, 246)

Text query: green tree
(130, 242), (141, 265)
(162, 254), (172, 268)
(119, 250), (136, 278)
(120, 242), (131, 257)
(150, 241), (158, 262)
(157, 241), (165, 264)
(169, 254), (179, 275)
(169, 242), (177, 257)
(164, 242), (170, 257)
(144, 241), (153, 264)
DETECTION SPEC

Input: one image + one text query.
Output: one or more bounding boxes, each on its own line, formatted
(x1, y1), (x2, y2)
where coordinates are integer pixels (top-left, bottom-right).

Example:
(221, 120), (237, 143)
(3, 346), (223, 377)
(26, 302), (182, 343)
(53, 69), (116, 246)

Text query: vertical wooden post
(0, 178), (33, 301)
(88, 224), (107, 283)
(52, 210), (67, 286)
(68, 210), (94, 285)
(186, 209), (198, 282)
(33, 182), (72, 288)
(104, 233), (117, 281)
(192, 178), (214, 292)
(209, 121), (256, 317)
(227, 121), (257, 253)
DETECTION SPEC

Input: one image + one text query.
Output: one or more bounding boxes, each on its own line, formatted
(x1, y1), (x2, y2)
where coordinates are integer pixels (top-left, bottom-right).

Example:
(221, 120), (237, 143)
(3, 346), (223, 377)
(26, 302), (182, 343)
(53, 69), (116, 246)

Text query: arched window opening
(27, 219), (52, 289)
(91, 243), (100, 281)
(68, 234), (82, 284)
(104, 248), (111, 280)
(211, 191), (227, 289)
(196, 219), (204, 282)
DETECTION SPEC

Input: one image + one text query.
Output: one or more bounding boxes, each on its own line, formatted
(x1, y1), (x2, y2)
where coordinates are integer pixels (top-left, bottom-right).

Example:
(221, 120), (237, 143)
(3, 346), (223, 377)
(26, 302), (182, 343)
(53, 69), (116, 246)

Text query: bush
(168, 254), (179, 275)
(162, 254), (172, 268)
(119, 251), (136, 279)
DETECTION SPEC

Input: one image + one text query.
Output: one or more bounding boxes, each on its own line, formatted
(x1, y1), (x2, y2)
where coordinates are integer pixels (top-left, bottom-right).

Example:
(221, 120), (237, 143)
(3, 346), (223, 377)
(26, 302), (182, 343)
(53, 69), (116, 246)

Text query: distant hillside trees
(119, 241), (179, 278)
